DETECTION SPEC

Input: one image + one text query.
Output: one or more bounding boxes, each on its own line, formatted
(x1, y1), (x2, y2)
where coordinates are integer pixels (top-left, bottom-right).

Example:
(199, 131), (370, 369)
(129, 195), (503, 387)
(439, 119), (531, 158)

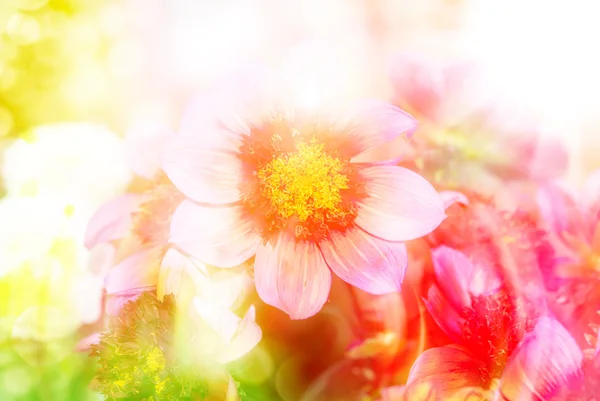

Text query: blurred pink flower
(85, 173), (185, 313)
(162, 68), (446, 319)
(410, 245), (583, 399)
(389, 54), (568, 194)
(536, 170), (600, 346)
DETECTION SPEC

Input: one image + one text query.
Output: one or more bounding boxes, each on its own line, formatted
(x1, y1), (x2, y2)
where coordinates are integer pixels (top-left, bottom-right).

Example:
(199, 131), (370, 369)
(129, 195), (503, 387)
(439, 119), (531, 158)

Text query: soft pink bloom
(411, 246), (583, 399)
(390, 54), (568, 193)
(163, 67), (446, 319)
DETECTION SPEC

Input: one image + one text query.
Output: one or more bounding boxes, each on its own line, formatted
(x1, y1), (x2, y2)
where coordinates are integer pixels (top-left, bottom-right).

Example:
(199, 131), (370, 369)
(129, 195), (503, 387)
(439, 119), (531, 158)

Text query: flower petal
(217, 305), (262, 364)
(170, 200), (260, 268)
(254, 234), (332, 319)
(105, 287), (151, 316)
(84, 194), (143, 249)
(439, 191), (469, 210)
(536, 183), (583, 238)
(162, 125), (244, 205)
(390, 54), (444, 121)
(582, 168), (600, 224)
(124, 121), (174, 179)
(423, 285), (464, 342)
(431, 246), (474, 311)
(104, 246), (163, 294)
(356, 166), (446, 241)
(500, 316), (583, 400)
(407, 346), (487, 398)
(157, 247), (206, 301)
(336, 100), (417, 161)
(320, 226), (406, 294)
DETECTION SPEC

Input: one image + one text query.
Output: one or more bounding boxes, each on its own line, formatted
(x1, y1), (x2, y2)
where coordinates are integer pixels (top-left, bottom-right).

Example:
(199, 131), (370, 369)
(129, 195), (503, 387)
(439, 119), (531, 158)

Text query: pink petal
(336, 100), (417, 161)
(390, 54), (444, 121)
(75, 332), (101, 352)
(431, 246), (473, 311)
(180, 65), (272, 137)
(157, 247), (196, 300)
(501, 316), (583, 400)
(124, 122), (174, 179)
(407, 346), (487, 398)
(439, 191), (469, 210)
(582, 168), (600, 220)
(355, 166), (446, 242)
(105, 287), (151, 316)
(254, 233), (332, 319)
(84, 194), (143, 249)
(320, 226), (406, 295)
(170, 200), (260, 268)
(424, 285), (464, 342)
(217, 305), (262, 364)
(528, 135), (568, 181)
(536, 184), (583, 238)
(104, 246), (163, 294)
(162, 126), (244, 205)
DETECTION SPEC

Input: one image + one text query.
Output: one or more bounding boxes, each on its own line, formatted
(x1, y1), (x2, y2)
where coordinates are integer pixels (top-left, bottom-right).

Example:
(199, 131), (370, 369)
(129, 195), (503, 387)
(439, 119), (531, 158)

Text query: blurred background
(1, 0), (599, 399)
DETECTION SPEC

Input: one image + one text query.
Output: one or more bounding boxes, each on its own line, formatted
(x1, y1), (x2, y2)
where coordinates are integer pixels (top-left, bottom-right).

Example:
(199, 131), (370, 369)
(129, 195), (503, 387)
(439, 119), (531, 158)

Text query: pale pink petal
(431, 246), (473, 311)
(75, 332), (101, 352)
(439, 191), (469, 210)
(87, 243), (116, 276)
(528, 136), (568, 181)
(157, 247), (200, 300)
(194, 298), (240, 344)
(582, 168), (600, 220)
(407, 346), (487, 399)
(424, 285), (464, 342)
(105, 287), (151, 315)
(390, 54), (444, 121)
(180, 65), (272, 137)
(217, 305), (262, 364)
(170, 200), (260, 268)
(124, 122), (174, 179)
(336, 100), (417, 161)
(355, 166), (446, 241)
(162, 126), (244, 205)
(84, 194), (143, 249)
(536, 184), (583, 238)
(254, 233), (332, 319)
(320, 226), (406, 294)
(104, 246), (163, 294)
(500, 316), (583, 400)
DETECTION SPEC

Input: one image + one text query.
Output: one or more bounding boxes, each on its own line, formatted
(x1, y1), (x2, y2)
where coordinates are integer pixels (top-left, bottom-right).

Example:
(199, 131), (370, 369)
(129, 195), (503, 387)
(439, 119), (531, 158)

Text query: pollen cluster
(258, 141), (350, 226)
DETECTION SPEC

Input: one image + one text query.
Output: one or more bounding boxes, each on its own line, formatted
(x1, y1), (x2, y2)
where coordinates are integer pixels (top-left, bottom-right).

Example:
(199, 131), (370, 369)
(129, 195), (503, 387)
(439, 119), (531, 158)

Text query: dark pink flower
(536, 171), (600, 346)
(411, 245), (583, 399)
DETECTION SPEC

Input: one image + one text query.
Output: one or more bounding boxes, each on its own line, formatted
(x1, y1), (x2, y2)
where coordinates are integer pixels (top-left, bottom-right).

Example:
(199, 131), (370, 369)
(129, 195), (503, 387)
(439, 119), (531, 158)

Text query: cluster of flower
(79, 56), (599, 400)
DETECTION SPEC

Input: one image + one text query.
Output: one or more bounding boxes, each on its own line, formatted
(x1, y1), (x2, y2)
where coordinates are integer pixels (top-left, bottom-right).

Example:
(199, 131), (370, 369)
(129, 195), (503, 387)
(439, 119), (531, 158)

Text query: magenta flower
(409, 246), (583, 399)
(163, 69), (446, 319)
(536, 170), (600, 345)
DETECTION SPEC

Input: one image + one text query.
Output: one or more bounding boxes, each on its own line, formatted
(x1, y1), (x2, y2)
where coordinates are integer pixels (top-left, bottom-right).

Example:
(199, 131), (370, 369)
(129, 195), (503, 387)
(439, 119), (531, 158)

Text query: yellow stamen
(258, 141), (349, 224)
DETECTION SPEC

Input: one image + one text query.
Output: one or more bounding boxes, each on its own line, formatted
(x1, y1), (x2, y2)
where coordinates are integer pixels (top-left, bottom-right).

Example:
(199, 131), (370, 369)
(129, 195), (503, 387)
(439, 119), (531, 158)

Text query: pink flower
(536, 171), (600, 346)
(411, 246), (583, 399)
(390, 54), (568, 194)
(163, 68), (446, 320)
(85, 173), (185, 313)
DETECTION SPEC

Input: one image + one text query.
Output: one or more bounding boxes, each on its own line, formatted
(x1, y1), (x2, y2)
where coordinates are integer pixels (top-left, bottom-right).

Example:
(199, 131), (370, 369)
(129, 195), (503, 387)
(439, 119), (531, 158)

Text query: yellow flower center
(258, 141), (349, 225)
